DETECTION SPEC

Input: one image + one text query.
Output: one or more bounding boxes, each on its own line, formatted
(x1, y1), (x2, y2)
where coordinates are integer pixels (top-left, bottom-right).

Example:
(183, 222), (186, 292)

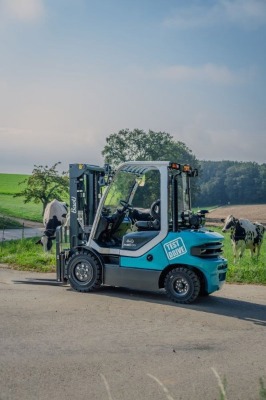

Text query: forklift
(56, 161), (227, 304)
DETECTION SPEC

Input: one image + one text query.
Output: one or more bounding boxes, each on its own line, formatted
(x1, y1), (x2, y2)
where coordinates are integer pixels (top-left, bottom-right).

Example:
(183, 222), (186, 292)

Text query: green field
(0, 173), (43, 222)
(0, 173), (29, 194)
(0, 194), (42, 222)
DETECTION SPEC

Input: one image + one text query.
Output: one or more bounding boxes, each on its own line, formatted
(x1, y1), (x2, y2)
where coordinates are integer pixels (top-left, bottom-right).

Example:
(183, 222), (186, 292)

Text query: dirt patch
(206, 204), (266, 227)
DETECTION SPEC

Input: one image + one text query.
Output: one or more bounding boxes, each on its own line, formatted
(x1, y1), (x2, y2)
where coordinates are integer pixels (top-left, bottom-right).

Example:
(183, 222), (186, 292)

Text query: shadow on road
(13, 277), (266, 327)
(94, 286), (266, 327)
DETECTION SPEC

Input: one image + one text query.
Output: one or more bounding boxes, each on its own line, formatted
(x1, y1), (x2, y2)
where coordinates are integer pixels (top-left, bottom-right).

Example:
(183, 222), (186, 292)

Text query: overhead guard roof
(119, 161), (171, 175)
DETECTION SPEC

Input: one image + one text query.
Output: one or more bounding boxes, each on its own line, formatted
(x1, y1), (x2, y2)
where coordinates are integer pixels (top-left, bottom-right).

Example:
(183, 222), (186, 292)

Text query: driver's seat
(135, 219), (160, 231)
(135, 199), (160, 231)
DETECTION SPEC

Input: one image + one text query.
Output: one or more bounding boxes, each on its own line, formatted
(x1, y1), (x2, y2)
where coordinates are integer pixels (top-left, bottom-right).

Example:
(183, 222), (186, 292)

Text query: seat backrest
(135, 219), (160, 231)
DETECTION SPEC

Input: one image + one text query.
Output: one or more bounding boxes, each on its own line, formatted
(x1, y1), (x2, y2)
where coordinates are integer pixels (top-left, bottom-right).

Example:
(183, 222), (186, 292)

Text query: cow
(36, 199), (69, 252)
(221, 215), (265, 263)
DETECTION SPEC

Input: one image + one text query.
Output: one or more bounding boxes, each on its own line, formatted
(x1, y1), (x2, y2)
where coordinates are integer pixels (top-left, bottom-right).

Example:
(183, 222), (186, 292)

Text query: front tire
(67, 251), (102, 292)
(164, 267), (200, 304)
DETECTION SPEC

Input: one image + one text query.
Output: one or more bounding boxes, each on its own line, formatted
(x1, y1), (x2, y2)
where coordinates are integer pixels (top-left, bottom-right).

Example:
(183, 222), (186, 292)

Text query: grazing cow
(221, 215), (265, 263)
(37, 199), (69, 252)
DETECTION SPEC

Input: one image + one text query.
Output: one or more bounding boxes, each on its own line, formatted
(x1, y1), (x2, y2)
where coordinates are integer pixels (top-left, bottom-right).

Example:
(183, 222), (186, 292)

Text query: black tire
(67, 251), (102, 292)
(164, 267), (200, 304)
(199, 288), (210, 297)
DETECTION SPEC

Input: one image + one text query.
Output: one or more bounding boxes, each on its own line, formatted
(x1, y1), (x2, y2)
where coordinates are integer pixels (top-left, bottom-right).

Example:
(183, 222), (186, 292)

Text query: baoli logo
(164, 238), (187, 260)
(70, 196), (77, 214)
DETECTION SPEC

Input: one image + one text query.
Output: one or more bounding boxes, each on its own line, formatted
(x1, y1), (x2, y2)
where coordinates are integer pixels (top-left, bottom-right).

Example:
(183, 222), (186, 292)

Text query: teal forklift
(56, 161), (227, 304)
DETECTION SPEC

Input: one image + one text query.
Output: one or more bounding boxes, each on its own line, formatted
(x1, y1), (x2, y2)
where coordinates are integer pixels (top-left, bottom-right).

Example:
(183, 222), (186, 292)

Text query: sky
(0, 0), (266, 173)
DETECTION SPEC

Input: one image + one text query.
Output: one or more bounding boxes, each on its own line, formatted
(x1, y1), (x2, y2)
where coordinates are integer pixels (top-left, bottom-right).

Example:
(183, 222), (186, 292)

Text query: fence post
(1, 226), (5, 251)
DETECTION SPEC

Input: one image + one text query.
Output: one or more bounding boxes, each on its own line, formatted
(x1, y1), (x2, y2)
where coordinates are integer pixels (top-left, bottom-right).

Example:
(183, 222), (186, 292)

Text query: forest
(195, 160), (266, 207)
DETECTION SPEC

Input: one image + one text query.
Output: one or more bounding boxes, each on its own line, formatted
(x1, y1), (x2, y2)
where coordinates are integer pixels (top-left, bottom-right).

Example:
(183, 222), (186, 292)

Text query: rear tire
(67, 251), (102, 292)
(164, 267), (200, 304)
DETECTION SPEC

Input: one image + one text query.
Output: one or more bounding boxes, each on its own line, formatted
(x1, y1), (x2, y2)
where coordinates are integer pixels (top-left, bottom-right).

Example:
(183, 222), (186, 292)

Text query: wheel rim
(173, 276), (190, 296)
(74, 262), (93, 283)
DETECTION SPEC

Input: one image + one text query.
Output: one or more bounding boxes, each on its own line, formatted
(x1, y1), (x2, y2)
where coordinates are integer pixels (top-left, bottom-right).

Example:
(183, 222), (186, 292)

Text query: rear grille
(191, 242), (223, 258)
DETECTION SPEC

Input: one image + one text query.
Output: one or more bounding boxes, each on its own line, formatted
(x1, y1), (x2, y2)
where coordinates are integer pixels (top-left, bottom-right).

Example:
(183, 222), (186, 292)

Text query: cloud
(0, 0), (45, 22)
(163, 0), (266, 29)
(223, 0), (266, 24)
(177, 115), (266, 164)
(150, 63), (255, 85)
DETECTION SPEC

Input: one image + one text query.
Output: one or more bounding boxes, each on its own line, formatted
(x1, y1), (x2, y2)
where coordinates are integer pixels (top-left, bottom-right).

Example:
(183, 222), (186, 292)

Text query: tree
(102, 129), (198, 168)
(224, 162), (260, 204)
(102, 128), (200, 204)
(196, 160), (236, 206)
(14, 162), (69, 216)
(258, 164), (266, 203)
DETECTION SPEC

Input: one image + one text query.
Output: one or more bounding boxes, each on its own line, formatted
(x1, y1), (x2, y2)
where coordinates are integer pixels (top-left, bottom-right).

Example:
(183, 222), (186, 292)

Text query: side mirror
(197, 209), (209, 215)
(98, 176), (106, 187)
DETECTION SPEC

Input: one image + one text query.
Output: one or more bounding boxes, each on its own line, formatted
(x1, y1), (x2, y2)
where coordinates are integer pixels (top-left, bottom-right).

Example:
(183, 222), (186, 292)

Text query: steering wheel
(119, 200), (133, 212)
(150, 200), (160, 220)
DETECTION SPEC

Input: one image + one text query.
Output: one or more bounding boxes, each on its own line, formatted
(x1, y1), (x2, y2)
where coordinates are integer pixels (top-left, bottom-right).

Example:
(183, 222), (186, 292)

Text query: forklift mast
(69, 163), (106, 248)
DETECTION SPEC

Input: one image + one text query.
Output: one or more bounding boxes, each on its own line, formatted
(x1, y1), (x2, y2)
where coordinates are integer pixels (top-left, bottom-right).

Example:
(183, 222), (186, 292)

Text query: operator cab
(89, 161), (200, 252)
(93, 165), (161, 248)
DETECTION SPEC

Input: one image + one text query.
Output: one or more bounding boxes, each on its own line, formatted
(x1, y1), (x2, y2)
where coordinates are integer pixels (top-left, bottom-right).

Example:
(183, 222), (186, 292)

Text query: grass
(260, 378), (266, 399)
(0, 237), (56, 272)
(211, 225), (266, 285)
(0, 194), (42, 221)
(0, 173), (43, 222)
(193, 205), (220, 212)
(0, 173), (29, 194)
(213, 373), (266, 400)
(0, 216), (23, 229)
(102, 372), (265, 400)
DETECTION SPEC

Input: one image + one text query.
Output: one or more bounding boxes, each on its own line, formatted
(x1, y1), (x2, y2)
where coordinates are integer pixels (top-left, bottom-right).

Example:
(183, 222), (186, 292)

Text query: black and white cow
(37, 199), (69, 252)
(221, 215), (265, 263)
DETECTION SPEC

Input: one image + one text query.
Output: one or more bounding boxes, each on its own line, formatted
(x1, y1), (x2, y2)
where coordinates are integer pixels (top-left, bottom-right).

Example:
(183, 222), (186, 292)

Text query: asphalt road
(0, 267), (265, 400)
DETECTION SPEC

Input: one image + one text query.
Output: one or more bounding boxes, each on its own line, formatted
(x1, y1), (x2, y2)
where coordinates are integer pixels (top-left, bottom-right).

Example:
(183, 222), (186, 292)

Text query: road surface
(0, 266), (265, 400)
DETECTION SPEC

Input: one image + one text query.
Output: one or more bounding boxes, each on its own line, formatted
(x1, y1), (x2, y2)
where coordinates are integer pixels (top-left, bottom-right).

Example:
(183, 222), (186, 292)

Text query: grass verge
(0, 237), (56, 272)
(0, 225), (265, 284)
(211, 225), (266, 285)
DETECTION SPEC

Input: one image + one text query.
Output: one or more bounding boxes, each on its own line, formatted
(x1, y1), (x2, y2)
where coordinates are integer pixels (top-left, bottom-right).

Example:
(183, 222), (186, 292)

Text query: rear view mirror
(136, 175), (145, 187)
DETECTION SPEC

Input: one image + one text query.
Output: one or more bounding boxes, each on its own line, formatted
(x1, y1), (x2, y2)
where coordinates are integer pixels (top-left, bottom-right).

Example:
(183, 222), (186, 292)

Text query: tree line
(15, 129), (266, 213)
(103, 130), (266, 207)
(196, 160), (266, 207)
